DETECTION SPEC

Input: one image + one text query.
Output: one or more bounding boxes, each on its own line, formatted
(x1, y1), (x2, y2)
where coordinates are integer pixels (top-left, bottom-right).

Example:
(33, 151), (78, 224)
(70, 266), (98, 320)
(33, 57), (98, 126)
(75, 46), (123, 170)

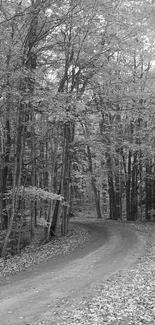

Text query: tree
(1, 0), (155, 257)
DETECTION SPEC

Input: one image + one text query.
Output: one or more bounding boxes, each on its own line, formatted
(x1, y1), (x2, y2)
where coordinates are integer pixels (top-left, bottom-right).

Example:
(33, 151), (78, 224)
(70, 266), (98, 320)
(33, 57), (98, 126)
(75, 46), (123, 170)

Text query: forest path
(0, 221), (147, 325)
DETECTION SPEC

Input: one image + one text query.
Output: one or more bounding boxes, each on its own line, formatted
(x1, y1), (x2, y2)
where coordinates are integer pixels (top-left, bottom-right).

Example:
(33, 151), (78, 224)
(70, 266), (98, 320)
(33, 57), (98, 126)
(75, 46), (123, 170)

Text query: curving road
(0, 221), (147, 325)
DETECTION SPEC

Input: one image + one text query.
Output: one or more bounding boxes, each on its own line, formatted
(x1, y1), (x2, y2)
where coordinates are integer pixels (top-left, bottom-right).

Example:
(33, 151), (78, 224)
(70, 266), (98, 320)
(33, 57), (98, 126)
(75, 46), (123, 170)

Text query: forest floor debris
(1, 218), (155, 325)
(34, 220), (155, 325)
(0, 224), (91, 279)
(58, 235), (155, 325)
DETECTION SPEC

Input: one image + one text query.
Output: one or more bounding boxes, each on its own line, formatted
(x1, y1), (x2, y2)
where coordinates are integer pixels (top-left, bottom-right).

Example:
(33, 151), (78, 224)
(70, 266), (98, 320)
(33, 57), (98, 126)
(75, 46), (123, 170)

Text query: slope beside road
(0, 221), (149, 325)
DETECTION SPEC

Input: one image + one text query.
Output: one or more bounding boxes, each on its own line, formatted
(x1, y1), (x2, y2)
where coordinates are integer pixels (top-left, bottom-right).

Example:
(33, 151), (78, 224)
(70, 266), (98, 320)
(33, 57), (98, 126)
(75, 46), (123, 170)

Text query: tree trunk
(61, 122), (74, 235)
(130, 152), (138, 221)
(1, 1), (39, 256)
(87, 145), (102, 218)
(1, 119), (11, 229)
(126, 150), (132, 221)
(108, 175), (118, 220)
(30, 111), (36, 238)
(106, 153), (119, 220)
(1, 124), (25, 257)
(145, 160), (152, 221)
(50, 184), (61, 237)
(1, 40), (12, 229)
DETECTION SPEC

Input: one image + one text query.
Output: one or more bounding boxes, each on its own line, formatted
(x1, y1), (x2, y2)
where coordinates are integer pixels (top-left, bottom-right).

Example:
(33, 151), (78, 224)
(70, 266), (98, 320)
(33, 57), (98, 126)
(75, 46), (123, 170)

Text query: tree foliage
(0, 0), (155, 256)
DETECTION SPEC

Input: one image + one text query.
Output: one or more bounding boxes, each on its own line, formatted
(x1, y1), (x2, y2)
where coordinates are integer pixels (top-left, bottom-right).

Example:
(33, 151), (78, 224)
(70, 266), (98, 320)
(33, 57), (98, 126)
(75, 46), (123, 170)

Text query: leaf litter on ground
(33, 220), (155, 325)
(0, 224), (91, 279)
(1, 218), (155, 325)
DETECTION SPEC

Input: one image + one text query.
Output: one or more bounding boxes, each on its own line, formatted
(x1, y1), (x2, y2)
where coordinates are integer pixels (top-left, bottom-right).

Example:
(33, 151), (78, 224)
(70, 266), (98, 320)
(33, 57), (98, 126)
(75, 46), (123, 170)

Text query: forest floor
(0, 223), (91, 282)
(0, 217), (154, 325)
(60, 219), (155, 325)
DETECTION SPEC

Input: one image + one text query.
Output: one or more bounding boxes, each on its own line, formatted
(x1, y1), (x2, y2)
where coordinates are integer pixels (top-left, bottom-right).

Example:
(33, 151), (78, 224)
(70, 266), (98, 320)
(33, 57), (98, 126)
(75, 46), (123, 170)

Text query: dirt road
(0, 222), (147, 325)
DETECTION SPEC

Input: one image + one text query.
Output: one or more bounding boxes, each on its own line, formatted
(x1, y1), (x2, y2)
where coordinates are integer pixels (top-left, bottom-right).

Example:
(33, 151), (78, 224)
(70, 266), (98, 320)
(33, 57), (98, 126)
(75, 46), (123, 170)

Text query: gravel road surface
(0, 221), (147, 325)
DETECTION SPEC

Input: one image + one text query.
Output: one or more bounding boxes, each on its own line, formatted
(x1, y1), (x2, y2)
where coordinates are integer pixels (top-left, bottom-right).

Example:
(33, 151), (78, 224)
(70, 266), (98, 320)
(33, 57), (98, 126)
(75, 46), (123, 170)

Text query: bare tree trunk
(1, 119), (11, 229)
(131, 152), (138, 221)
(61, 123), (71, 235)
(1, 37), (13, 229)
(106, 153), (119, 220)
(1, 1), (39, 256)
(126, 150), (132, 221)
(108, 175), (118, 220)
(1, 122), (25, 257)
(30, 112), (36, 239)
(139, 151), (143, 221)
(50, 181), (62, 238)
(87, 145), (102, 219)
(145, 160), (152, 221)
